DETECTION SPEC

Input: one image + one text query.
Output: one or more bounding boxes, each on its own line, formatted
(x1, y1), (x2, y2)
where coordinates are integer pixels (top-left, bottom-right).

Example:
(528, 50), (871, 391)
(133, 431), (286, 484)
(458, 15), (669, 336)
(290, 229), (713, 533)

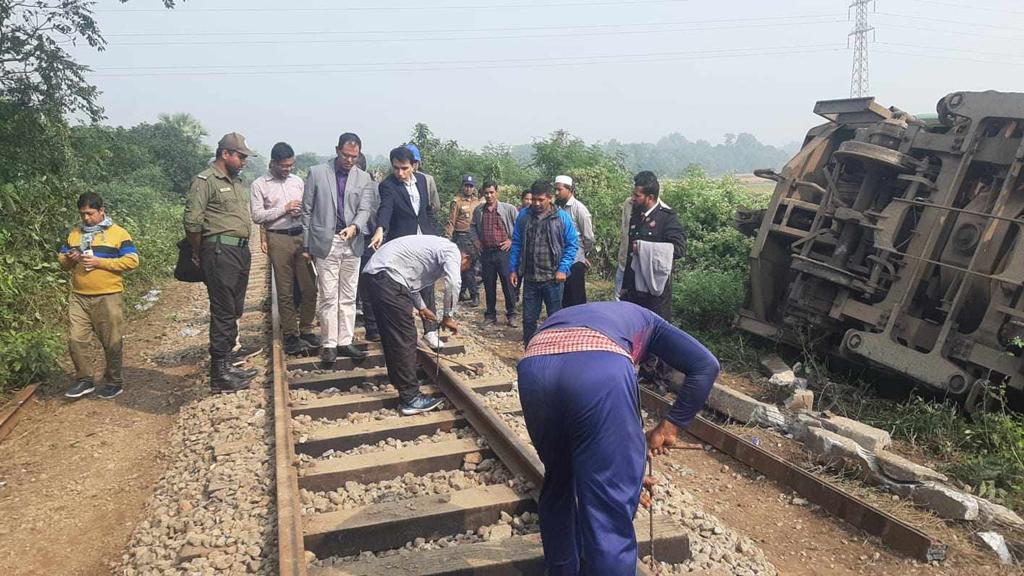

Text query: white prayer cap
(554, 175), (573, 187)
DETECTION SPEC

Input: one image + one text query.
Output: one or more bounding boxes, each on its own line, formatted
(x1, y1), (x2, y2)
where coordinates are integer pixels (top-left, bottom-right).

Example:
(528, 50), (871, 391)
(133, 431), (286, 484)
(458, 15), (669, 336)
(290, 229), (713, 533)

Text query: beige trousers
(68, 292), (125, 384)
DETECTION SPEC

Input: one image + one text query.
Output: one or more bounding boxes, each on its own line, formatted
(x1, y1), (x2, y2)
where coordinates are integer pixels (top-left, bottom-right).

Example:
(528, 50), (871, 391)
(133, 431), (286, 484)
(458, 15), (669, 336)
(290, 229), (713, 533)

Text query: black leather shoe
(284, 334), (309, 356)
(228, 364), (258, 379)
(320, 346), (338, 368)
(337, 344), (368, 359)
(364, 331), (381, 342)
(300, 332), (322, 349)
(211, 359), (250, 393)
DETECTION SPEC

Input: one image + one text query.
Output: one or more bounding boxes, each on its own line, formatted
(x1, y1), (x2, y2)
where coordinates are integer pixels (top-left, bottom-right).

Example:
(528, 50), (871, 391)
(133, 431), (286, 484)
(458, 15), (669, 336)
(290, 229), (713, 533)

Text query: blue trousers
(522, 280), (564, 345)
(518, 351), (646, 576)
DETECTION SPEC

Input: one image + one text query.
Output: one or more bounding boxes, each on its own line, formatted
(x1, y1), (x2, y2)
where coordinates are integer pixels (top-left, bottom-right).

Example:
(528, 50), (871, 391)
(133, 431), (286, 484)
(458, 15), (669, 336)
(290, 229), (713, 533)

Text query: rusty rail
(640, 386), (947, 563)
(271, 269), (308, 576)
(0, 383), (37, 443)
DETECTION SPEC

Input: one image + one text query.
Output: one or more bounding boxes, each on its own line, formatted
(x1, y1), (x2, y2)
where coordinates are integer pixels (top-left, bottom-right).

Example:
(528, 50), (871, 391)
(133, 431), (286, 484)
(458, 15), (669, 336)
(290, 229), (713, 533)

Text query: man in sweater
(508, 180), (578, 345)
(59, 192), (140, 399)
(470, 180), (518, 326)
(518, 301), (718, 575)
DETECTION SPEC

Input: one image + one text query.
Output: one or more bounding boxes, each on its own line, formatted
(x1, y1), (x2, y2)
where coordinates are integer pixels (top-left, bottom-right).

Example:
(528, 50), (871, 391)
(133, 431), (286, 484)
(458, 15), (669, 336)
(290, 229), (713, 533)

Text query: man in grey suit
(302, 133), (375, 365)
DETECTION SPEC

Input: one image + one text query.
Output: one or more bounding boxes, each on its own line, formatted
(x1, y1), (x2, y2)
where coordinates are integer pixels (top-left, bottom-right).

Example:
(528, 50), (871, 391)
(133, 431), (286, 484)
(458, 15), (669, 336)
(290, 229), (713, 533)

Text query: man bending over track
(517, 301), (719, 575)
(362, 235), (474, 415)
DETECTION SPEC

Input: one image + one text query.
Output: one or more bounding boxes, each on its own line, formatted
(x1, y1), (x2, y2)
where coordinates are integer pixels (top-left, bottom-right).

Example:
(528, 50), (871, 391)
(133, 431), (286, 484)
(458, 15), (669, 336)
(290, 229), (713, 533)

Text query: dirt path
(0, 253), (267, 576)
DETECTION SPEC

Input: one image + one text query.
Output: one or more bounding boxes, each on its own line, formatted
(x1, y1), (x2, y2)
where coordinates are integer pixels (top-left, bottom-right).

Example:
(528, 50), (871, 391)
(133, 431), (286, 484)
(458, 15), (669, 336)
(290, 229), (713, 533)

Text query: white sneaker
(422, 331), (441, 350)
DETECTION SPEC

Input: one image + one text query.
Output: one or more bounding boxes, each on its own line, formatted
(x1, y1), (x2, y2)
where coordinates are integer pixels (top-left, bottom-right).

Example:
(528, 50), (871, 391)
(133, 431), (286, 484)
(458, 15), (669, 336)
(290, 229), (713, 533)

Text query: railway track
(269, 275), (690, 575)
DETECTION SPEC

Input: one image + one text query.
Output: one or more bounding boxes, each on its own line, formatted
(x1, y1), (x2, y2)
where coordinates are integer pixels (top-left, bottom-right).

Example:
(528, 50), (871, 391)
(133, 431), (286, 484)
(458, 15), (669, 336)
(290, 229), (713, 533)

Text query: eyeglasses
(339, 153), (359, 161)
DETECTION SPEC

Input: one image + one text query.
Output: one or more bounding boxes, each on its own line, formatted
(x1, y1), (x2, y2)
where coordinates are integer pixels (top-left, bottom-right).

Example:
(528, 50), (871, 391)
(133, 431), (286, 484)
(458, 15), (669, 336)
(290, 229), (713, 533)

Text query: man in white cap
(554, 175), (594, 308)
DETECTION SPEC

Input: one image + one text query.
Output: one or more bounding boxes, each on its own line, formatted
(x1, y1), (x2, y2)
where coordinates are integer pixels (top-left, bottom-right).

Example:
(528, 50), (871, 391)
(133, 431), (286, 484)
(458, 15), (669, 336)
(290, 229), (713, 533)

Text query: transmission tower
(849, 0), (875, 97)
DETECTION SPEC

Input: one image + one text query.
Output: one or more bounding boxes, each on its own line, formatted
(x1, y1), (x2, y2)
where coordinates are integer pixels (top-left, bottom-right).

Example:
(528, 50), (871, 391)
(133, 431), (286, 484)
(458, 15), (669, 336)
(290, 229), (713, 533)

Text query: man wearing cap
(252, 142), (320, 356)
(553, 175), (594, 308)
(184, 132), (260, 393)
(406, 143), (441, 215)
(447, 174), (482, 307)
(302, 133), (376, 367)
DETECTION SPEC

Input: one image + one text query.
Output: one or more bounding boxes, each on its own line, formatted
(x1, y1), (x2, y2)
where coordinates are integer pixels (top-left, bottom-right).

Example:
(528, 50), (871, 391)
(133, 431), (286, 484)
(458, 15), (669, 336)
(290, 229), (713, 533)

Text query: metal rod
(891, 196), (1024, 225)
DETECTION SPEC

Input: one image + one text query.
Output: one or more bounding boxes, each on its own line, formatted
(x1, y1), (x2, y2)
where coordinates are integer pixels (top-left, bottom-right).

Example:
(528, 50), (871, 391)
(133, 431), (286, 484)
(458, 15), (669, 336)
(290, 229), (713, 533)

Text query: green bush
(672, 268), (747, 330)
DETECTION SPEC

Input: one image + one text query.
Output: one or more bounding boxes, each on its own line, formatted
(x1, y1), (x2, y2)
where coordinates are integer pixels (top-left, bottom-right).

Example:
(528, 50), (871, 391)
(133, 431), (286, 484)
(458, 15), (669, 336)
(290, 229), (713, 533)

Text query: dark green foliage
(0, 107), (203, 394)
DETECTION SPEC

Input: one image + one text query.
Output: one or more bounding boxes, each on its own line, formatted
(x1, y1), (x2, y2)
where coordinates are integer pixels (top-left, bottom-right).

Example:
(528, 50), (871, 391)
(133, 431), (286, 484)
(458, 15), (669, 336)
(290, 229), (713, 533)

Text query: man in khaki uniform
(184, 132), (259, 393)
(447, 174), (482, 306)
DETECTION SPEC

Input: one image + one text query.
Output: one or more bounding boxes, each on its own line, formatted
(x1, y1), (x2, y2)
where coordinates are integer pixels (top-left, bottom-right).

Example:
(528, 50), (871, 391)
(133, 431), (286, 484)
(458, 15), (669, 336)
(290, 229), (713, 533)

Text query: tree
(158, 112), (207, 141)
(0, 1), (175, 121)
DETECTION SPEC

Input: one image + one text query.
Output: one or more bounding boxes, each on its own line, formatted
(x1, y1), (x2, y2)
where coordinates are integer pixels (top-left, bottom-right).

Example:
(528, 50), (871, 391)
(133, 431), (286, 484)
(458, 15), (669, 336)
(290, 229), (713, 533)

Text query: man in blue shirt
(517, 301), (719, 575)
(508, 180), (578, 345)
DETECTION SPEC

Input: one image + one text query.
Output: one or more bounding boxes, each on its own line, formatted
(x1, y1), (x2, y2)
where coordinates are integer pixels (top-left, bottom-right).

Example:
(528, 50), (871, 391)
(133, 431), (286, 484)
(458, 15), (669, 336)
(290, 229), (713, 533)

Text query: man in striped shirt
(517, 301), (719, 575)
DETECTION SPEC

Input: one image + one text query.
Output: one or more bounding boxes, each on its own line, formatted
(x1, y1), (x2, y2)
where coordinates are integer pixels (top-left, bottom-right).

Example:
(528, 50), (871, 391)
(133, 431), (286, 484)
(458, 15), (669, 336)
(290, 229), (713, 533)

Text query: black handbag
(174, 239), (205, 283)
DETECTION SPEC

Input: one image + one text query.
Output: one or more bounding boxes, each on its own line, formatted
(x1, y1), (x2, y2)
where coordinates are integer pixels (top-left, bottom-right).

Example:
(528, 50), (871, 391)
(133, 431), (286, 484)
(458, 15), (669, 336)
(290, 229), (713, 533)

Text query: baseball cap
(554, 175), (573, 187)
(462, 174), (476, 186)
(404, 143), (422, 162)
(218, 132), (258, 157)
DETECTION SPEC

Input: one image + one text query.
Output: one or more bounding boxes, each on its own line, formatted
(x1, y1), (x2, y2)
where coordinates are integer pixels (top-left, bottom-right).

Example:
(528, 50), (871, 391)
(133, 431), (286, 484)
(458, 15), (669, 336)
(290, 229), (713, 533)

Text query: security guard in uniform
(184, 133), (259, 392)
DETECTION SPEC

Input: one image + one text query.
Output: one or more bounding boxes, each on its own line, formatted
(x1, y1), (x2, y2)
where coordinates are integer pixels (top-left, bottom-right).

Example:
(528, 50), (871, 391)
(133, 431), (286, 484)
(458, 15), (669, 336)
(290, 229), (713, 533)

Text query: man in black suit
(621, 170), (686, 321)
(369, 146), (443, 348)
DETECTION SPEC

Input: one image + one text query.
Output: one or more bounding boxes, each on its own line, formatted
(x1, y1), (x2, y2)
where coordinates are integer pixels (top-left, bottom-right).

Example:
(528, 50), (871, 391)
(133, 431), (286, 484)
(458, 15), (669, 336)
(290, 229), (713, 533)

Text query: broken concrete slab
(911, 482), (979, 521)
(758, 353), (791, 377)
(874, 450), (947, 483)
(976, 498), (1024, 530)
(784, 389), (814, 412)
(977, 531), (1013, 565)
(706, 384), (786, 429)
(812, 413), (891, 452)
(802, 427), (875, 478)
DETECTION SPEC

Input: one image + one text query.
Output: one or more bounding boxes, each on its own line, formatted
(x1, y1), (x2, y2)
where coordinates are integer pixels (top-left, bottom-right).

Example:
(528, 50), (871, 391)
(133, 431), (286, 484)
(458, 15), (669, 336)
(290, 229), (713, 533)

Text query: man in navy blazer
(369, 146), (443, 347)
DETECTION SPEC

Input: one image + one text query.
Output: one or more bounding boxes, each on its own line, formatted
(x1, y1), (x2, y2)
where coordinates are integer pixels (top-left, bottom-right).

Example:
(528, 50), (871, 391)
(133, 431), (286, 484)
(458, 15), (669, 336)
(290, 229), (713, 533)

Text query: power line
(880, 23), (1024, 41)
(97, 0), (692, 13)
(876, 41), (1024, 60)
(896, 0), (1024, 15)
(101, 12), (842, 38)
(101, 17), (847, 47)
(849, 0), (874, 97)
(88, 44), (845, 77)
(878, 11), (1024, 31)
(876, 48), (1024, 67)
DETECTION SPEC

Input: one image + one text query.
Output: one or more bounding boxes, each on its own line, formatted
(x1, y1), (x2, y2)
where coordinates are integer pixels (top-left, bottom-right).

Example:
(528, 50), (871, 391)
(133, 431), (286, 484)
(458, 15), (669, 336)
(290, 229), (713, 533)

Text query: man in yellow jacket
(58, 192), (140, 399)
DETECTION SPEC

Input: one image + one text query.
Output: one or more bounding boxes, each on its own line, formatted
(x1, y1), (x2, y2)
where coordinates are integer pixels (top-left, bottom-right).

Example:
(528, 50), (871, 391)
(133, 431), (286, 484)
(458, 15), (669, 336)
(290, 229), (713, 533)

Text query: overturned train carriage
(736, 91), (1024, 403)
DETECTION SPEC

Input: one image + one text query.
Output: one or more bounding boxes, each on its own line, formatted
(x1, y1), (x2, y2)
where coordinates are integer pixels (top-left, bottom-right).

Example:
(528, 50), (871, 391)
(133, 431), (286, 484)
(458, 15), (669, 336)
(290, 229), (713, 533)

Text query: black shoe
(97, 384), (123, 399)
(228, 364), (258, 379)
(211, 359), (250, 393)
(506, 316), (518, 328)
(320, 346), (338, 368)
(232, 342), (263, 359)
(284, 334), (309, 356)
(337, 344), (368, 359)
(364, 331), (381, 342)
(467, 297), (479, 308)
(483, 317), (497, 326)
(400, 394), (445, 416)
(299, 332), (321, 349)
(458, 292), (470, 302)
(65, 379), (95, 399)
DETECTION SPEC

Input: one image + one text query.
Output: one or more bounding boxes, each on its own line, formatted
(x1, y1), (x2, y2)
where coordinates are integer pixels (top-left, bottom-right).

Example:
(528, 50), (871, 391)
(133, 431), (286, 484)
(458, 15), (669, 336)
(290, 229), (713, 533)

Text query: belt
(268, 227), (303, 236)
(204, 234), (249, 247)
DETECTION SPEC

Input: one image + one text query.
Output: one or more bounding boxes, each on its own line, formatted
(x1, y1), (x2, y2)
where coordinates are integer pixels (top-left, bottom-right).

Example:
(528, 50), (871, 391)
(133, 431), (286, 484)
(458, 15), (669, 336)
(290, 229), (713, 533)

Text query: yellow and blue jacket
(58, 224), (140, 295)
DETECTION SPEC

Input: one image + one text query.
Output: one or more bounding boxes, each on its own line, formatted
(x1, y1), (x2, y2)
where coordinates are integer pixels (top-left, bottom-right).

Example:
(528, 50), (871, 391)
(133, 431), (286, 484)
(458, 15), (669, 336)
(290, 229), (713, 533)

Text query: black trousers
(561, 261), (588, 308)
(367, 272), (421, 404)
(454, 231), (478, 300)
(358, 241), (379, 336)
(200, 242), (251, 360)
(480, 248), (516, 319)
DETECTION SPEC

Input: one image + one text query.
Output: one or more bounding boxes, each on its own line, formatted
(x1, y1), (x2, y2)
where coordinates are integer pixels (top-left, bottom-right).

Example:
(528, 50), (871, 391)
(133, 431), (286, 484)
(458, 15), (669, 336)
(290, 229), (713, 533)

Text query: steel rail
(639, 386), (947, 563)
(271, 269), (309, 576)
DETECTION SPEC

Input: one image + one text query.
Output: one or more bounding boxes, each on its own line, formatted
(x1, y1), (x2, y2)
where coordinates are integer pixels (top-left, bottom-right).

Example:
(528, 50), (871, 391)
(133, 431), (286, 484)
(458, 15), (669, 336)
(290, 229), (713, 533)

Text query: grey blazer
(301, 161), (375, 259)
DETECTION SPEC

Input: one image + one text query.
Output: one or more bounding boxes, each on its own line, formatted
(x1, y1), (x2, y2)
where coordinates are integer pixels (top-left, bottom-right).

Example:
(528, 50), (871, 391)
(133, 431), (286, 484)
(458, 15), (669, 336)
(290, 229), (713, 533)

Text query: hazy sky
(75, 0), (1024, 157)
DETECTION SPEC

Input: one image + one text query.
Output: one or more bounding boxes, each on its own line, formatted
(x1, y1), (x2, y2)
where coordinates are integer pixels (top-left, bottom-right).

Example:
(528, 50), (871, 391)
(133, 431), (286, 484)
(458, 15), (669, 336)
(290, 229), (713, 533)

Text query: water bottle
(83, 248), (94, 271)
